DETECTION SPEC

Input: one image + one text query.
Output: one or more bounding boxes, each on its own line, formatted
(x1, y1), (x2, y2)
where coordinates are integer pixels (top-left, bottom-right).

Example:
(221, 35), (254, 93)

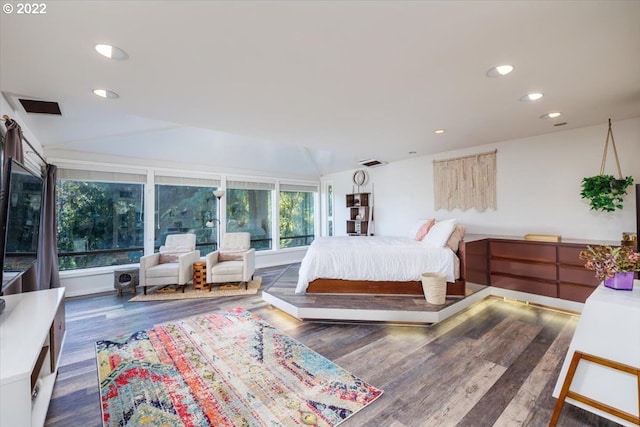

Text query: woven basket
(421, 272), (447, 305)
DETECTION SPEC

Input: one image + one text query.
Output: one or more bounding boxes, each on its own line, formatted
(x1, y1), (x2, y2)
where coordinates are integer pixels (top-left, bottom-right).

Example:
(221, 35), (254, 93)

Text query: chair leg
(244, 281), (248, 290)
(144, 286), (147, 295)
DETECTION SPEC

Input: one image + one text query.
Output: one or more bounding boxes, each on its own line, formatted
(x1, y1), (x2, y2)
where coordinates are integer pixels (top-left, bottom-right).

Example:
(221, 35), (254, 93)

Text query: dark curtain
(2, 119), (28, 293)
(36, 164), (60, 290)
(3, 118), (24, 166)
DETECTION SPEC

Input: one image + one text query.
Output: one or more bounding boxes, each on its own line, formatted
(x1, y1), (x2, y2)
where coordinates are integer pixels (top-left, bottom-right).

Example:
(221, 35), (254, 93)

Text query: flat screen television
(0, 158), (43, 294)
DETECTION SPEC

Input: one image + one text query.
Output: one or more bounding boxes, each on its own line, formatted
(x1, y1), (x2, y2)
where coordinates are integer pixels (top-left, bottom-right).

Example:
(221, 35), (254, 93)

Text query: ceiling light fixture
(540, 112), (562, 119)
(520, 92), (543, 101)
(434, 129), (445, 134)
(94, 44), (129, 60)
(93, 89), (119, 99)
(486, 64), (514, 77)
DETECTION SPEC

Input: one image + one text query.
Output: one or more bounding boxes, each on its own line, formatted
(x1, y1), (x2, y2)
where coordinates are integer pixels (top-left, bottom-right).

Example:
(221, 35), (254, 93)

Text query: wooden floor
(45, 264), (619, 427)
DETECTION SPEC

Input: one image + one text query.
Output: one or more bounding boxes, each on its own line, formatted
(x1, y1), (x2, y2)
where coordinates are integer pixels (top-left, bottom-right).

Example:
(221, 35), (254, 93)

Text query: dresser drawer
(490, 241), (556, 262)
(491, 274), (557, 297)
(558, 282), (597, 303)
(466, 269), (489, 285)
(464, 239), (488, 255)
(466, 253), (488, 271)
(557, 245), (588, 266)
(558, 266), (600, 287)
(490, 258), (556, 281)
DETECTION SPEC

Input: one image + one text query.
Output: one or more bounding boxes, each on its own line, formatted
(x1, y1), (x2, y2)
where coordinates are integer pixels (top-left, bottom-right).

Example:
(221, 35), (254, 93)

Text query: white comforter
(295, 236), (457, 294)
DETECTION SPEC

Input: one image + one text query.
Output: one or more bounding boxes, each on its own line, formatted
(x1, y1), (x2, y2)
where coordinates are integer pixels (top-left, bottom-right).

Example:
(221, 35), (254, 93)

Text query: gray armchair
(139, 233), (200, 294)
(206, 232), (255, 289)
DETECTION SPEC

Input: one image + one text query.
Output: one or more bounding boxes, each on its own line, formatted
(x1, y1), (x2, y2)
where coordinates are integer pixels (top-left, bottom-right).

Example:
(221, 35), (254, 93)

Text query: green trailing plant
(580, 174), (634, 212)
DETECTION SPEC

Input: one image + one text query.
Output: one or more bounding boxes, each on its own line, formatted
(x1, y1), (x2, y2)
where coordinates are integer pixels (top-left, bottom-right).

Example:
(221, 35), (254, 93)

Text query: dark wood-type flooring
(45, 264), (621, 427)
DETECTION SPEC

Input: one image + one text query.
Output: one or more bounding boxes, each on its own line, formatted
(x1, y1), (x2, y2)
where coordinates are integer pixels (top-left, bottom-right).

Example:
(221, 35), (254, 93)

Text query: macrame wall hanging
(433, 150), (497, 211)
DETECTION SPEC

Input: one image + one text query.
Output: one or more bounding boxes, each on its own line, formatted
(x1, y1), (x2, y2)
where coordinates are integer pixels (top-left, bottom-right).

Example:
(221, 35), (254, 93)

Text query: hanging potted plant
(580, 175), (633, 212)
(580, 119), (634, 212)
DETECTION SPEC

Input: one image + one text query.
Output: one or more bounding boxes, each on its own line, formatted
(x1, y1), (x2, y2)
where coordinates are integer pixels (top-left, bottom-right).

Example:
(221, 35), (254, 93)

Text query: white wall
(324, 118), (640, 242)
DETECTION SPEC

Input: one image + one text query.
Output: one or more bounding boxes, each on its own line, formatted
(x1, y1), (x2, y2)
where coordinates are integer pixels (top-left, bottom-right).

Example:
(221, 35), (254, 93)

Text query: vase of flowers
(579, 245), (640, 290)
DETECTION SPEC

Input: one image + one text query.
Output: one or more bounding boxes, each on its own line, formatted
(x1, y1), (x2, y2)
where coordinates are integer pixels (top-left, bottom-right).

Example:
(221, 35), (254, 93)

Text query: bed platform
(262, 264), (488, 325)
(306, 278), (466, 296)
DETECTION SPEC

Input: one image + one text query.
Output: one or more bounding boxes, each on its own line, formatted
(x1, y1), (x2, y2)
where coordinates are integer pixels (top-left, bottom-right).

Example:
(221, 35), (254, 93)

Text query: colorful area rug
(129, 277), (261, 301)
(95, 308), (383, 426)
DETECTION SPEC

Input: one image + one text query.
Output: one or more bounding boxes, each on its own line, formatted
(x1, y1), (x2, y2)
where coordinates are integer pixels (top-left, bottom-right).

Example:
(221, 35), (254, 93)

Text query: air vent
(358, 159), (388, 168)
(18, 98), (62, 115)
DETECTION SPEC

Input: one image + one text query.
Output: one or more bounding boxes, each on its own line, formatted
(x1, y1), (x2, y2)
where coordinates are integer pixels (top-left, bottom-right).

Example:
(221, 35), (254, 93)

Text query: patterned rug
(95, 308), (383, 426)
(129, 277), (261, 301)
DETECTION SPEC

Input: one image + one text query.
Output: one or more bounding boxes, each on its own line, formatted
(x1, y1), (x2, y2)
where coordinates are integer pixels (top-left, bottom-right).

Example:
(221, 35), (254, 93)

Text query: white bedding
(295, 236), (458, 294)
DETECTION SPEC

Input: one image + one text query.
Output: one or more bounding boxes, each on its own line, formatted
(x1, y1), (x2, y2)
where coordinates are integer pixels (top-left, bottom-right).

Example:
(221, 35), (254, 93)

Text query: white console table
(552, 281), (640, 426)
(0, 288), (66, 427)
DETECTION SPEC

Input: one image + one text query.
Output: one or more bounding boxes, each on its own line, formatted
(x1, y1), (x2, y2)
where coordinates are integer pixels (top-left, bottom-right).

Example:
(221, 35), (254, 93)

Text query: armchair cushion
(205, 232), (255, 285)
(159, 253), (180, 263)
(138, 233), (200, 293)
(219, 251), (245, 262)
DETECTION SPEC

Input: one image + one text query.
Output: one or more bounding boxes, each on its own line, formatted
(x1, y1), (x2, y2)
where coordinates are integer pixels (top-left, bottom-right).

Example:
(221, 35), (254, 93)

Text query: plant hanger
(580, 118), (634, 212)
(599, 118), (623, 179)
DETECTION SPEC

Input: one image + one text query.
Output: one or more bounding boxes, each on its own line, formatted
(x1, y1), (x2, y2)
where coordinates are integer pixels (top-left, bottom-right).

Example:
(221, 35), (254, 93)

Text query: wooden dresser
(462, 235), (617, 303)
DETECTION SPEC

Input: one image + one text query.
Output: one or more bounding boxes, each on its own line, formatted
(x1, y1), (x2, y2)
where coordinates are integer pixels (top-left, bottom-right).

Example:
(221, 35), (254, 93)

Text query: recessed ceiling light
(434, 129), (445, 134)
(486, 64), (514, 77)
(93, 89), (119, 99)
(94, 44), (129, 60)
(520, 92), (543, 101)
(540, 112), (561, 119)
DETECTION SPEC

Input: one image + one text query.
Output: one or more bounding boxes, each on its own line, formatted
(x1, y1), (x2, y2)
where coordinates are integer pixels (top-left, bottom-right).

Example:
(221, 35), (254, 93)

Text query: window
(56, 169), (145, 270)
(280, 183), (316, 248)
(226, 180), (273, 250)
(325, 182), (334, 237)
(154, 184), (219, 255)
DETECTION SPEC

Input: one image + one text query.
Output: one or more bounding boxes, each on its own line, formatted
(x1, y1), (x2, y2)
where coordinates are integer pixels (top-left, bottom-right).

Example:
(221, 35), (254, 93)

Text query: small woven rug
(95, 308), (382, 427)
(129, 277), (261, 301)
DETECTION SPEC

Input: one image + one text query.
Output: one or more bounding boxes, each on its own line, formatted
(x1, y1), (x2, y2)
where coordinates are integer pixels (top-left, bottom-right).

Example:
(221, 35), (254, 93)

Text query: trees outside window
(154, 184), (218, 254)
(56, 172), (316, 271)
(226, 183), (272, 250)
(57, 180), (144, 270)
(280, 190), (315, 248)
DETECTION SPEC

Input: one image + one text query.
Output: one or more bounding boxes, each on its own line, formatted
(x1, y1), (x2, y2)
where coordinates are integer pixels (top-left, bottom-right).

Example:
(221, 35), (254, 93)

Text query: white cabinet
(552, 282), (640, 426)
(0, 288), (66, 427)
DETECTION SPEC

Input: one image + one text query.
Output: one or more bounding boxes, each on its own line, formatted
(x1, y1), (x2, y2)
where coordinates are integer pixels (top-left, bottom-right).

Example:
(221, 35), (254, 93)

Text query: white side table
(551, 280), (640, 426)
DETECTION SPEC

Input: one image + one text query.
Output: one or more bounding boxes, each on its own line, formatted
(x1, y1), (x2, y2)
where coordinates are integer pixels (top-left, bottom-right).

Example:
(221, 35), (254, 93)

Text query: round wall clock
(352, 169), (367, 187)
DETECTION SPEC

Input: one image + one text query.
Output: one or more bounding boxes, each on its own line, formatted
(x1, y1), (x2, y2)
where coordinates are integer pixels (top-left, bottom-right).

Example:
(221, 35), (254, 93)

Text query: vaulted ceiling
(1, 1), (639, 179)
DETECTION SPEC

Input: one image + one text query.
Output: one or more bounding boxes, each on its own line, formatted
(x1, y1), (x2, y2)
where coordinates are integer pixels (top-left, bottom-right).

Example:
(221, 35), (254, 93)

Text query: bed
(294, 235), (466, 295)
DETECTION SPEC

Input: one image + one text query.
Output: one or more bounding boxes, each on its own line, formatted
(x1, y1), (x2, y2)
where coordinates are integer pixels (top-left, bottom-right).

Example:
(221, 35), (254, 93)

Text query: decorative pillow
(408, 219), (433, 239)
(446, 224), (466, 252)
(159, 253), (180, 263)
(421, 218), (457, 248)
(219, 250), (245, 262)
(415, 219), (435, 241)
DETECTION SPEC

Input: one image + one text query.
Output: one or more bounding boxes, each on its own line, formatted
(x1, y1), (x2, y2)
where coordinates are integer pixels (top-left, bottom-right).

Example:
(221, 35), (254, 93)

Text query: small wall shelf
(346, 193), (371, 236)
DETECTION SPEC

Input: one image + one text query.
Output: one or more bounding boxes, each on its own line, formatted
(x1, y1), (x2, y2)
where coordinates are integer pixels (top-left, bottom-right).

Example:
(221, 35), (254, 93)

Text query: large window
(56, 170), (145, 270)
(56, 170), (317, 271)
(226, 180), (273, 250)
(154, 183), (219, 255)
(280, 183), (316, 248)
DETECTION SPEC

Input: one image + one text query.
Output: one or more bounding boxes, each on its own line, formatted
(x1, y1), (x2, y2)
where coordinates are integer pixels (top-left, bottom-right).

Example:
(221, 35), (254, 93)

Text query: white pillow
(421, 219), (457, 248)
(407, 219), (433, 239)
